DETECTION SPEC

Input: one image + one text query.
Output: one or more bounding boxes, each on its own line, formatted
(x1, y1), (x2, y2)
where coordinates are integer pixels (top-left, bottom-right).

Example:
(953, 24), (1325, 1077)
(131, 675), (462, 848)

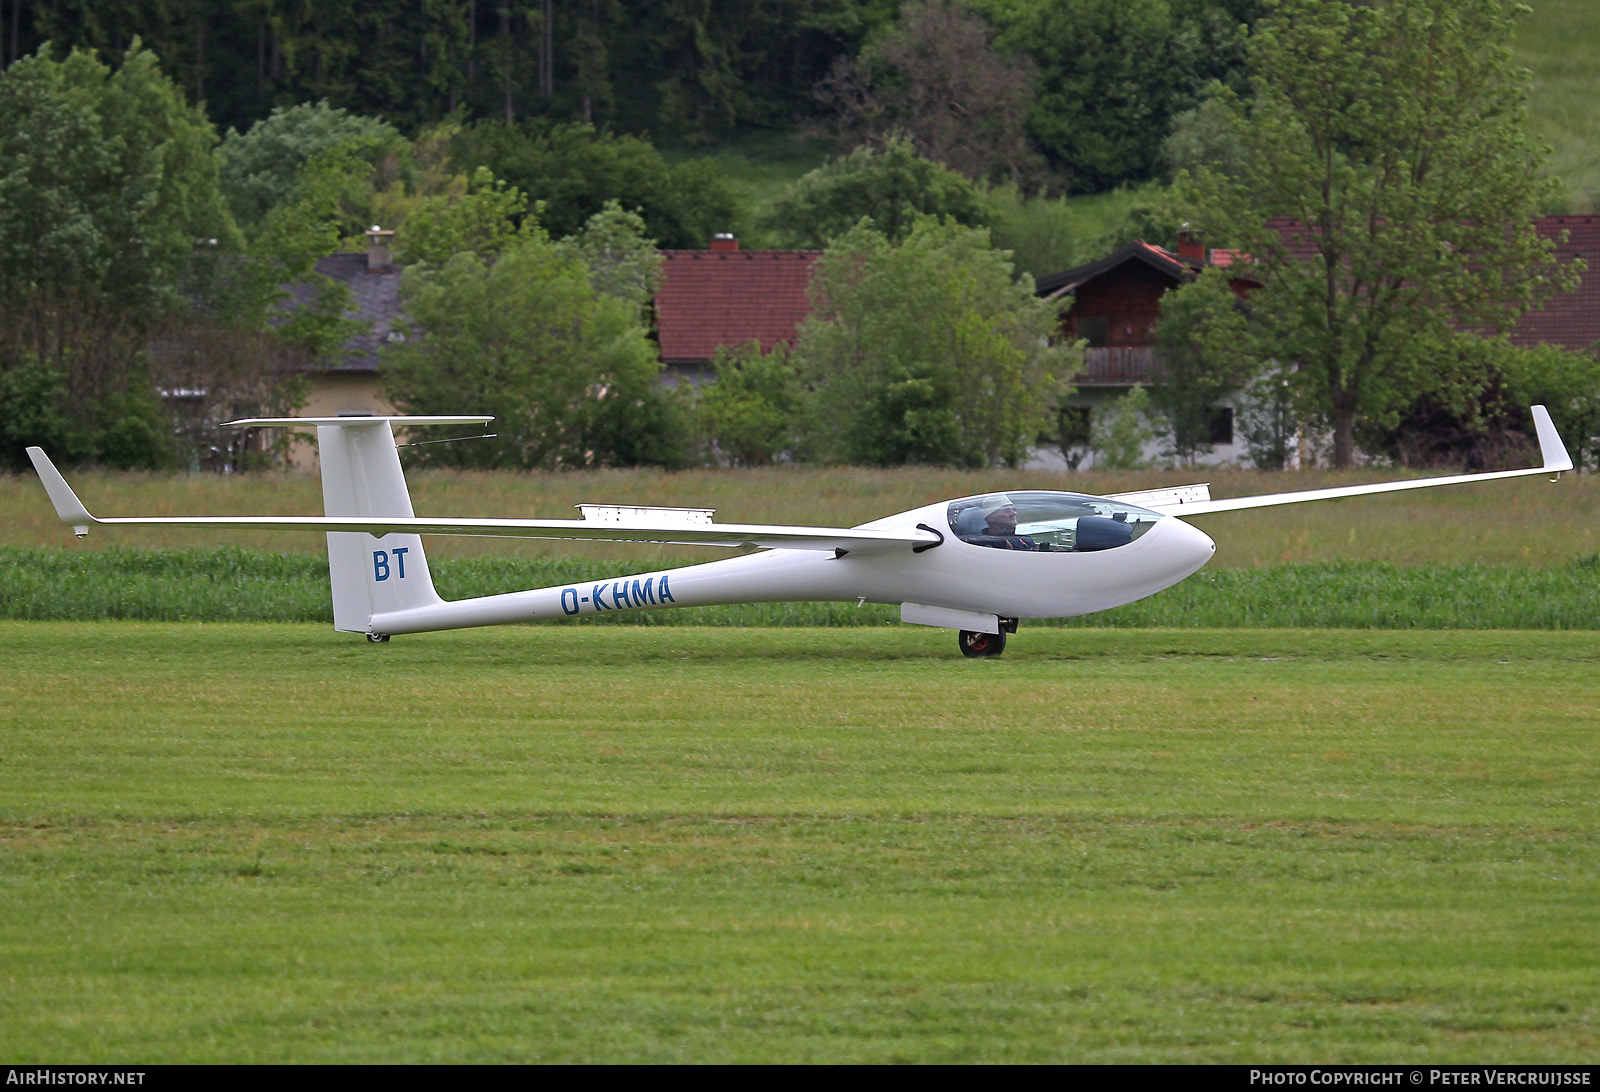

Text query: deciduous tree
(1188, 0), (1580, 468)
(217, 99), (401, 230)
(0, 43), (233, 466)
(1498, 342), (1600, 472)
(556, 199), (663, 318)
(762, 135), (990, 248)
(1002, 0), (1253, 191)
(689, 342), (802, 467)
(1149, 266), (1252, 464)
(451, 120), (744, 247)
(395, 166), (531, 267)
(814, 1), (1040, 186)
(1090, 385), (1158, 470)
(795, 217), (1075, 467)
(381, 216), (680, 469)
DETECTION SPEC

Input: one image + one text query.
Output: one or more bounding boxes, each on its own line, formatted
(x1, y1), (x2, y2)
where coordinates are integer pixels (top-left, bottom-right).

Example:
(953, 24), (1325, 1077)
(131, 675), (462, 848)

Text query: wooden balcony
(1075, 346), (1158, 386)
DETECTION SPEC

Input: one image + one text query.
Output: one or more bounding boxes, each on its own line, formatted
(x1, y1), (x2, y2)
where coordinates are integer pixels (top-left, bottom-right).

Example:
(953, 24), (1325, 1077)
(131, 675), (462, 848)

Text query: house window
(1208, 407), (1234, 445)
(1076, 316), (1109, 348)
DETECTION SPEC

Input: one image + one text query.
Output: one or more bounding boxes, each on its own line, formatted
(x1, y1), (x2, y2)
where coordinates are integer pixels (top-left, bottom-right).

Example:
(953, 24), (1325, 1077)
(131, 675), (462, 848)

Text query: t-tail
(230, 416), (490, 635)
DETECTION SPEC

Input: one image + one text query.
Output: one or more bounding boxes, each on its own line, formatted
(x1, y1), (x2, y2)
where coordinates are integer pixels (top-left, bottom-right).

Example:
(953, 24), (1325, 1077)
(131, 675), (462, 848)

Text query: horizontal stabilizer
(226, 415), (493, 428)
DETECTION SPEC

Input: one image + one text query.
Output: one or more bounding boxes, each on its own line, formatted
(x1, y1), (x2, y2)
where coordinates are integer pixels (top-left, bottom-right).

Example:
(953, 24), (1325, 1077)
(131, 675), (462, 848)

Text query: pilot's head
(980, 494), (1018, 536)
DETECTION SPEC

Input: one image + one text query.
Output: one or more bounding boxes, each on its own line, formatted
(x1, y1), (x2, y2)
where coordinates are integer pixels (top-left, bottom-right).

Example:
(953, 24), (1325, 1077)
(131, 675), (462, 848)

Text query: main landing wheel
(958, 629), (1006, 658)
(366, 633), (391, 644)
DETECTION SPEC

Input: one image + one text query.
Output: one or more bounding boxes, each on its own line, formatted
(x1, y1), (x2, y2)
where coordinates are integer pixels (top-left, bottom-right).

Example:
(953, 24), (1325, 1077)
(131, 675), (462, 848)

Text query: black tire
(958, 629), (1006, 658)
(366, 633), (391, 644)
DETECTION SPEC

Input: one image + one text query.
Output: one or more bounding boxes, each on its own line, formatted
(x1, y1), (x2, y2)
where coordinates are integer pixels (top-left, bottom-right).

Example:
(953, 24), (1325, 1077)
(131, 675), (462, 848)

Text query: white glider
(27, 407), (1572, 657)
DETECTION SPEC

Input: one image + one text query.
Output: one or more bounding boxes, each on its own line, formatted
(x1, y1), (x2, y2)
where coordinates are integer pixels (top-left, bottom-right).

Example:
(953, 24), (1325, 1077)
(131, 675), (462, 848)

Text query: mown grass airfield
(1, 469), (1597, 1061)
(2, 625), (1596, 1062)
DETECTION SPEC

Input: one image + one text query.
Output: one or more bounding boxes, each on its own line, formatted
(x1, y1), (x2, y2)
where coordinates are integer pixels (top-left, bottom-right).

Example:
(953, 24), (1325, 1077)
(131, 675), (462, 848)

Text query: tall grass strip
(3, 547), (1597, 629)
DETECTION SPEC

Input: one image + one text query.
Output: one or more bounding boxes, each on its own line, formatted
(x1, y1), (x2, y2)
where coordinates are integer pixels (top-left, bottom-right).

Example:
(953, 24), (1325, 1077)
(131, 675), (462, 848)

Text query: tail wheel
(366, 633), (391, 644)
(958, 629), (1006, 658)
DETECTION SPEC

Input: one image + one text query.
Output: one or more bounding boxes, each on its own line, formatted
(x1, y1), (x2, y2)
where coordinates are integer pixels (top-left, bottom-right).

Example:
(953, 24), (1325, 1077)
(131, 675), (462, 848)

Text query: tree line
(0, 0), (1259, 192)
(0, 35), (1074, 473)
(1, 0), (1596, 475)
(379, 176), (1073, 472)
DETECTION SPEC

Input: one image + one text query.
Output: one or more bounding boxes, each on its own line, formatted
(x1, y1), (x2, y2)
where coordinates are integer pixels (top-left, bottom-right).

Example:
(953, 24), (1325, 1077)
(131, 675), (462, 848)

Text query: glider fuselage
(368, 499), (1217, 635)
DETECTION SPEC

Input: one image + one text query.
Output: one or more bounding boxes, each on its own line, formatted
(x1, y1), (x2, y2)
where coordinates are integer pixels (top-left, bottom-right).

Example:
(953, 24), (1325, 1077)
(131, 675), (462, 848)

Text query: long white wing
(24, 447), (937, 553)
(1141, 406), (1573, 517)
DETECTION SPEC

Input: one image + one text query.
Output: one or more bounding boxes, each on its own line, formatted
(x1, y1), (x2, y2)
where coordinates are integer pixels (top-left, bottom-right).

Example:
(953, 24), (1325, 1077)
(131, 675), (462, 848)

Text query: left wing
(25, 447), (938, 554)
(1138, 406), (1572, 517)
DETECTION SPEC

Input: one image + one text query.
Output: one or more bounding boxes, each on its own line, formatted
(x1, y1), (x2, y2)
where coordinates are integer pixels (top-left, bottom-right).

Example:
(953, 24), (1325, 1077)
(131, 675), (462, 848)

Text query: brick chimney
(1176, 226), (1206, 265)
(365, 226), (396, 272)
(709, 233), (740, 253)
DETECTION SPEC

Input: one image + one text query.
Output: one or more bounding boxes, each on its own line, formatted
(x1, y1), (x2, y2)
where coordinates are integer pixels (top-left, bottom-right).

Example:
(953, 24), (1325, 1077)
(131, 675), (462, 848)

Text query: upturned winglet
(1532, 405), (1573, 474)
(26, 447), (94, 537)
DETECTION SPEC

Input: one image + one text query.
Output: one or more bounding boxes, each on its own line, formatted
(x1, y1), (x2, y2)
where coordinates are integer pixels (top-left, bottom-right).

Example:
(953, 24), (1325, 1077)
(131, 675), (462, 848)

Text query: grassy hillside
(688, 0), (1599, 248)
(1516, 0), (1600, 211)
(661, 130), (837, 248)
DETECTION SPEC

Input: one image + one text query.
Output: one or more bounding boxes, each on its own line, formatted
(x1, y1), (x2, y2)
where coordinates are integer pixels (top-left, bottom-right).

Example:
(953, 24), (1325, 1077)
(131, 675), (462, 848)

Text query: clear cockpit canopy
(947, 490), (1165, 552)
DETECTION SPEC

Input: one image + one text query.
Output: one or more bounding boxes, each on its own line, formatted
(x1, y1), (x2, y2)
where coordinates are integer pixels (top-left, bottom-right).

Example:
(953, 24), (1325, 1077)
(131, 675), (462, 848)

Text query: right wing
(1139, 406), (1572, 517)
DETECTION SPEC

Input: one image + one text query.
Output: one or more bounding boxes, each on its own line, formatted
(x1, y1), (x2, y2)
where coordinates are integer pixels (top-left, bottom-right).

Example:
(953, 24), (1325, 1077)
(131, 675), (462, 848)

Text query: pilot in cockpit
(975, 495), (1037, 551)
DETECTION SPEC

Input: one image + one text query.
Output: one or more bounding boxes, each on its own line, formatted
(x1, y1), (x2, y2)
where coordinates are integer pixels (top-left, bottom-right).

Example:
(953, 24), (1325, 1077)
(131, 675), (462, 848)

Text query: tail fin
(316, 420), (442, 633)
(230, 415), (488, 634)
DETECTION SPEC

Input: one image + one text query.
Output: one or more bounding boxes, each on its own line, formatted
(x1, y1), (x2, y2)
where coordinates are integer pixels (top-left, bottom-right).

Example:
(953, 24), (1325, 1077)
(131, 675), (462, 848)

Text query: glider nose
(1166, 517), (1216, 574)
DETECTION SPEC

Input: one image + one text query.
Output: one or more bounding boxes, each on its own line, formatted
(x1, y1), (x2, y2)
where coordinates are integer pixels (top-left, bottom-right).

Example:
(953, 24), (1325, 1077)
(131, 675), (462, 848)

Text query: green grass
(0, 623), (1595, 1061)
(5, 546), (1600, 629)
(1516, 0), (1600, 211)
(660, 128), (839, 246)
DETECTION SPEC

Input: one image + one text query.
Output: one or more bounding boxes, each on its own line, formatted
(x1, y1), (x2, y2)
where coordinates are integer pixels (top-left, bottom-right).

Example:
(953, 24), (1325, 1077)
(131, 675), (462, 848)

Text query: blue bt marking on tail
(373, 547), (410, 582)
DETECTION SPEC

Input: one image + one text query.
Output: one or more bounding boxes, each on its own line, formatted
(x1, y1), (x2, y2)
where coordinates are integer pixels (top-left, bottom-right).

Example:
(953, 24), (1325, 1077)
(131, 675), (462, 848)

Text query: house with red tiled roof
(275, 232), (820, 467)
(1178, 215), (1600, 351)
(1034, 216), (1600, 466)
(1036, 236), (1208, 387)
(653, 234), (820, 386)
(1034, 233), (1250, 464)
